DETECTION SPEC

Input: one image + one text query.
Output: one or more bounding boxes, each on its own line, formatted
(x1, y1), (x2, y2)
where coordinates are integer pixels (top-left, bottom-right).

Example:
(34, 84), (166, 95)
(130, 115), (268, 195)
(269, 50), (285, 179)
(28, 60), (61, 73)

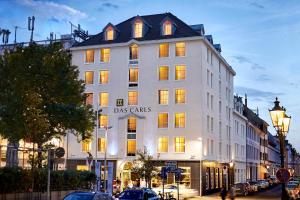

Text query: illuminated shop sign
(114, 107), (152, 113)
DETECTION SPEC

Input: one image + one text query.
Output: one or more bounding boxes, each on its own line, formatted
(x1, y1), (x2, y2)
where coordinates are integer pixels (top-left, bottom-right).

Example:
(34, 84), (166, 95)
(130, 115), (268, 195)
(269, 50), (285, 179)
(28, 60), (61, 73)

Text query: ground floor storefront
(66, 159), (235, 196)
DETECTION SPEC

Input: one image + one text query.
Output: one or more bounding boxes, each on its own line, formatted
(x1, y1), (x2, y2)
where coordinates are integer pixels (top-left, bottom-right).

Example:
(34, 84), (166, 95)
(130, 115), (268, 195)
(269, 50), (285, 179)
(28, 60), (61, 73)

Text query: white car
(153, 185), (198, 198)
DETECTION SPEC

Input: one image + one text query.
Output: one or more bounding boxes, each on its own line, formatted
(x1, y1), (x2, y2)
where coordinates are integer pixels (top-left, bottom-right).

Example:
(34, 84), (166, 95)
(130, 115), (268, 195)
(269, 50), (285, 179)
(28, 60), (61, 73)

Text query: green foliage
(0, 43), (95, 166)
(131, 147), (158, 188)
(0, 167), (96, 193)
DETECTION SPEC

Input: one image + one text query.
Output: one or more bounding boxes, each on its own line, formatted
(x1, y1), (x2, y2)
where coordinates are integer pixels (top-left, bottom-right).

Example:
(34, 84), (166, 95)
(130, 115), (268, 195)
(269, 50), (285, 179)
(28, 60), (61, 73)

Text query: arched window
(163, 20), (172, 35)
(129, 44), (138, 60)
(105, 26), (114, 40)
(134, 20), (143, 38)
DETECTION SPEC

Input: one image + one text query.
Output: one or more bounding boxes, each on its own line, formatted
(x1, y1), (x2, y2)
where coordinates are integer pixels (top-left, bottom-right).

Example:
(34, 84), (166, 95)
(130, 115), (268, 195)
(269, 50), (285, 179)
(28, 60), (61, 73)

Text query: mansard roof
(74, 12), (200, 47)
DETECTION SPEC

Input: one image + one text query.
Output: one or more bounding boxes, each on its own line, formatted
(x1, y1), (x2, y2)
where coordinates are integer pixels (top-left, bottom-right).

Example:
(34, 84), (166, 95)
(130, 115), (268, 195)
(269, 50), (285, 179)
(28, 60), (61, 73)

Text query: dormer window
(163, 20), (172, 35)
(134, 20), (143, 38)
(105, 26), (114, 40)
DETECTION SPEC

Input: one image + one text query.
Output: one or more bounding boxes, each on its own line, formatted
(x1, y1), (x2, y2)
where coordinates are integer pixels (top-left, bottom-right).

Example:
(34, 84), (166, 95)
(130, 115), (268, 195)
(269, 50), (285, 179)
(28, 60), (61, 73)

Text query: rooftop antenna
(28, 16), (35, 43)
(73, 23), (89, 41)
(1, 29), (11, 44)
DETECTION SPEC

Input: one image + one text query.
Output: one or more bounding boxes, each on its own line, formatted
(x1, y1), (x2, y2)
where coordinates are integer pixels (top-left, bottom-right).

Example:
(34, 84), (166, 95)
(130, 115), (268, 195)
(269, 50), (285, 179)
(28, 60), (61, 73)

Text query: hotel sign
(116, 99), (124, 107)
(114, 99), (152, 113)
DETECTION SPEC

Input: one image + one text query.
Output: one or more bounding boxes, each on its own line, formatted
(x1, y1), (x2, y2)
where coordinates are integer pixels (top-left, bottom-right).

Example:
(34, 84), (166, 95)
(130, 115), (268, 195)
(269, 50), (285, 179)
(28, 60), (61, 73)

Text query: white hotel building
(67, 13), (236, 195)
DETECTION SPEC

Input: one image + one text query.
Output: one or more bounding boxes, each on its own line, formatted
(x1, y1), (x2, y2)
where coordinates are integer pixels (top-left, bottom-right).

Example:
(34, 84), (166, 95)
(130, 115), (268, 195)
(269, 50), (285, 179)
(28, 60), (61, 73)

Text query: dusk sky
(1, 0), (300, 149)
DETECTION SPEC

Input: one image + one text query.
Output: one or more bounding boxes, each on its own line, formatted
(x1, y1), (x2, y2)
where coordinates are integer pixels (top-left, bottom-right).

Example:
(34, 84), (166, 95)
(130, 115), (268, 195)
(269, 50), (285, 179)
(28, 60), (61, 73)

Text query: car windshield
(119, 190), (143, 199)
(249, 182), (257, 185)
(64, 193), (94, 200)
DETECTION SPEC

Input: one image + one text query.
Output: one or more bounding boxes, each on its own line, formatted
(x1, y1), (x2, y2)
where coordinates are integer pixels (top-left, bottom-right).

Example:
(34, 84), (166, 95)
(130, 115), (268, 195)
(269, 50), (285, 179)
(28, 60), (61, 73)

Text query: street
(188, 185), (281, 200)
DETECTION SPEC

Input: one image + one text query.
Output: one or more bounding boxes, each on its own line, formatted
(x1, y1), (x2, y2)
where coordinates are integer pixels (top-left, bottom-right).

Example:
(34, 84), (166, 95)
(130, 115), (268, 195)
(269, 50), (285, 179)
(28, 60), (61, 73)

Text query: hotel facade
(66, 13), (236, 195)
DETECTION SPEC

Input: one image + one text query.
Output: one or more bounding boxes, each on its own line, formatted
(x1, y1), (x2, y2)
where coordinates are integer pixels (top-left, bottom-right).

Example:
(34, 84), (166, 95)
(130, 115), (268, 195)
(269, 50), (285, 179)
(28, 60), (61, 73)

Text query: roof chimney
(245, 93), (248, 107)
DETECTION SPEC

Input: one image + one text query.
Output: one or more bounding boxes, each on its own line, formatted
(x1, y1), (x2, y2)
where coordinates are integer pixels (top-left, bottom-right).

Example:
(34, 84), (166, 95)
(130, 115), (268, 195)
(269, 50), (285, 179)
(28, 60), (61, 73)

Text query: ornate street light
(269, 97), (291, 200)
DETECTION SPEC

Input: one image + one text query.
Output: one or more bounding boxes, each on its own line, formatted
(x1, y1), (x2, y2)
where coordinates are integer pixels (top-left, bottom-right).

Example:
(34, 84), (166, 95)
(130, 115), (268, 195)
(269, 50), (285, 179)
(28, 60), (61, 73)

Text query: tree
(131, 147), (158, 188)
(0, 43), (95, 167)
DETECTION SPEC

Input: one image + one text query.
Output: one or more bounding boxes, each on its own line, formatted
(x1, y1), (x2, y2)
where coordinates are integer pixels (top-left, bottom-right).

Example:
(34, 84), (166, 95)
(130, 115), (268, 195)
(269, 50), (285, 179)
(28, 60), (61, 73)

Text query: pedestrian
(229, 185), (236, 200)
(220, 185), (227, 200)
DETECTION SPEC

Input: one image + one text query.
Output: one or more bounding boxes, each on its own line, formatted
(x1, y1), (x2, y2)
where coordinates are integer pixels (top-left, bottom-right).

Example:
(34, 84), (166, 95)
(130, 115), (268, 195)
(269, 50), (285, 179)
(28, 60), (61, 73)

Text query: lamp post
(269, 97), (291, 200)
(102, 125), (112, 192)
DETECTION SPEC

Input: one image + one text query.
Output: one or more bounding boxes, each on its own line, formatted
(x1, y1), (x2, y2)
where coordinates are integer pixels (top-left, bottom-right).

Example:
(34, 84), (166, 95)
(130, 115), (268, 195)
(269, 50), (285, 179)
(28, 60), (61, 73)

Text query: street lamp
(101, 125), (112, 192)
(269, 97), (291, 200)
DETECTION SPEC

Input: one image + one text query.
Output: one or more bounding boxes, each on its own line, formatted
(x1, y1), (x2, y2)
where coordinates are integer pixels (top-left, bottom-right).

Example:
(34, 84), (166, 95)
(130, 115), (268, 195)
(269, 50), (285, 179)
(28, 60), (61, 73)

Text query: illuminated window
(129, 68), (138, 83)
(159, 66), (169, 81)
(175, 42), (185, 57)
(99, 114), (108, 128)
(128, 91), (138, 105)
(175, 89), (186, 104)
(163, 21), (172, 36)
(158, 90), (169, 105)
(127, 134), (136, 156)
(127, 117), (137, 132)
(174, 137), (185, 153)
(85, 50), (94, 63)
(77, 165), (89, 171)
(158, 137), (168, 153)
(159, 43), (169, 57)
(129, 44), (138, 60)
(158, 113), (168, 128)
(82, 140), (91, 152)
(100, 48), (110, 62)
(99, 92), (109, 107)
(175, 113), (185, 128)
(85, 71), (94, 84)
(99, 70), (109, 84)
(175, 65), (186, 80)
(98, 138), (106, 153)
(134, 20), (143, 38)
(85, 93), (93, 105)
(106, 26), (114, 40)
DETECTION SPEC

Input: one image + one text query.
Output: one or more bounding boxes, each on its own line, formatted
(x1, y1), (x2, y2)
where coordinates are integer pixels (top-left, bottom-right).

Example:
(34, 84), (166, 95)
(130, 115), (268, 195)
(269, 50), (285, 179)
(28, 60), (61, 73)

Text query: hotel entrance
(121, 161), (139, 190)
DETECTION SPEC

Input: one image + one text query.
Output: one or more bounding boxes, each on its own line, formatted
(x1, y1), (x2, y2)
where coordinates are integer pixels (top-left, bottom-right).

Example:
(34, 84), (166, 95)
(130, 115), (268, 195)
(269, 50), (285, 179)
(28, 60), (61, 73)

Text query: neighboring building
(68, 13), (235, 195)
(232, 95), (247, 183)
(266, 132), (280, 177)
(243, 96), (268, 181)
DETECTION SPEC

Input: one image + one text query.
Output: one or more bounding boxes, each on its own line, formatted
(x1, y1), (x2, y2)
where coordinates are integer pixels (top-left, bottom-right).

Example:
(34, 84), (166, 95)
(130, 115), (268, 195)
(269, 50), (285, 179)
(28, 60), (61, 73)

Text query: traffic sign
(276, 168), (290, 183)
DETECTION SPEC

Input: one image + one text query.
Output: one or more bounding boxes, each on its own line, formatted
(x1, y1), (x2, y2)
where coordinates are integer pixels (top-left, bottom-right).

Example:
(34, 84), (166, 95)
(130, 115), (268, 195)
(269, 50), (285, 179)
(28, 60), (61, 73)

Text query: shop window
(85, 49), (94, 63)
(85, 71), (94, 84)
(127, 117), (137, 133)
(175, 42), (185, 57)
(85, 93), (93, 105)
(159, 43), (169, 57)
(158, 90), (169, 105)
(99, 114), (108, 128)
(159, 66), (169, 81)
(98, 138), (106, 153)
(128, 91), (138, 105)
(82, 140), (91, 152)
(77, 165), (89, 171)
(100, 48), (110, 62)
(129, 68), (138, 83)
(157, 137), (168, 153)
(129, 44), (138, 60)
(99, 92), (109, 107)
(99, 70), (109, 84)
(175, 89), (186, 104)
(158, 113), (168, 128)
(175, 113), (185, 128)
(175, 65), (186, 80)
(174, 137), (185, 153)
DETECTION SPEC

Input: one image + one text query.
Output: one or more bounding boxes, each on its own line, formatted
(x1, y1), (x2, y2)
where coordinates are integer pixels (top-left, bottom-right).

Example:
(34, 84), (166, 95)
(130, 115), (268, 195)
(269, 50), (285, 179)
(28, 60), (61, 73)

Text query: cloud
(256, 74), (271, 82)
(233, 55), (265, 70)
(18, 0), (87, 22)
(249, 2), (265, 9)
(98, 2), (119, 11)
(48, 17), (60, 23)
(235, 86), (284, 102)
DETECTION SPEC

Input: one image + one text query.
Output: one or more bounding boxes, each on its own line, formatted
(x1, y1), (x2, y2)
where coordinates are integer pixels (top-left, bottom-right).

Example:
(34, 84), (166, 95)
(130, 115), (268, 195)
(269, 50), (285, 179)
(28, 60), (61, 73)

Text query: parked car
(232, 183), (250, 196)
(286, 182), (300, 200)
(257, 180), (269, 189)
(64, 191), (114, 200)
(118, 188), (159, 200)
(247, 181), (259, 192)
(152, 184), (198, 198)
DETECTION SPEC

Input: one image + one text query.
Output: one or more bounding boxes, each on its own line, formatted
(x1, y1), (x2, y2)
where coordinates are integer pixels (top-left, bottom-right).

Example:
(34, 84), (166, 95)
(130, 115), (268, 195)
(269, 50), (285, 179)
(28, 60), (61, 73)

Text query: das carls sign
(114, 106), (152, 113)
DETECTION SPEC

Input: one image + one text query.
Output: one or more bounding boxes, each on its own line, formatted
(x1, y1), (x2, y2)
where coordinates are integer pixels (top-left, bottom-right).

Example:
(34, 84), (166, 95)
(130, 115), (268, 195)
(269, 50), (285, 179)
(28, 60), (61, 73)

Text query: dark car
(248, 181), (259, 192)
(118, 188), (159, 200)
(233, 183), (250, 196)
(64, 191), (114, 200)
